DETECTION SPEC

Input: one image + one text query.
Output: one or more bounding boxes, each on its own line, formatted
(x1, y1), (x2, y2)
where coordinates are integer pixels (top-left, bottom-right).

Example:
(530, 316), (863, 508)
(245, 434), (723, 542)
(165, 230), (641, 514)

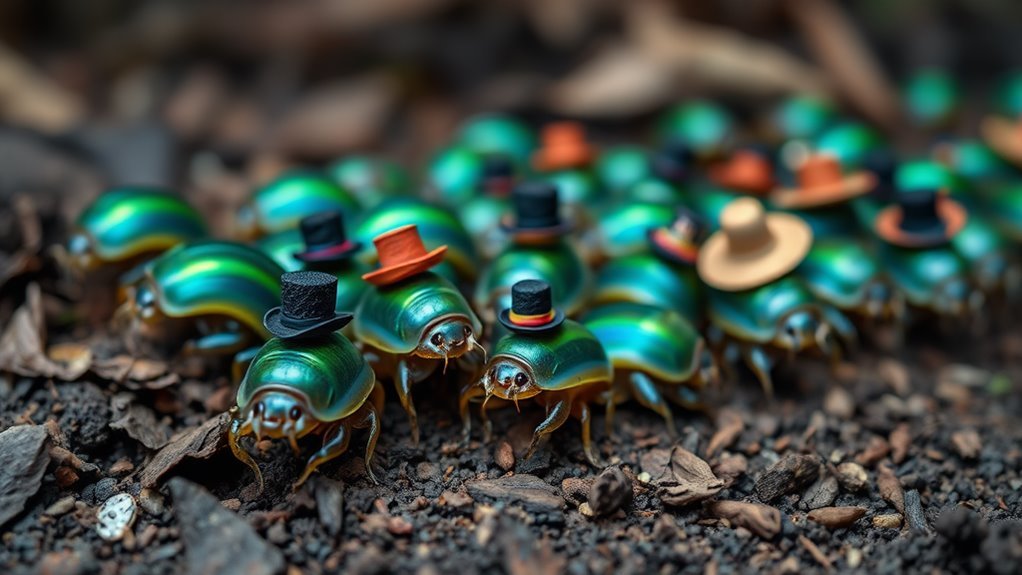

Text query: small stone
(754, 453), (821, 502)
(266, 522), (288, 545)
(494, 441), (515, 472)
(109, 459), (134, 476)
(801, 475), (839, 510)
(836, 462), (868, 492)
(138, 488), (166, 516)
(872, 514), (903, 529)
(823, 386), (855, 419)
(415, 462), (439, 481)
(221, 498), (241, 511)
(96, 493), (137, 541)
(847, 548), (863, 569)
(0, 424), (50, 527)
(935, 506), (987, 548)
(44, 495), (76, 517)
(707, 500), (782, 539)
(387, 516), (413, 536)
(878, 359), (910, 396)
(807, 506), (867, 529)
(439, 490), (473, 508)
(904, 490), (931, 534)
(588, 467), (633, 516)
(856, 436), (890, 467)
(951, 429), (982, 460)
(560, 477), (592, 506)
(313, 477), (344, 537)
(578, 502), (595, 517)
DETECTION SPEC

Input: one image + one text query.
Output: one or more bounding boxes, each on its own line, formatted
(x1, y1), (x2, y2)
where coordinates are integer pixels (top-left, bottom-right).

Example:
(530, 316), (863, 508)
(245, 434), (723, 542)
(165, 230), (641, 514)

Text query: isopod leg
(354, 404), (382, 485)
(228, 414), (263, 494)
(627, 371), (677, 437)
(458, 381), (486, 444)
(524, 398), (571, 462)
(296, 422), (351, 489)
(577, 402), (602, 467)
(394, 360), (420, 447)
(742, 346), (775, 399)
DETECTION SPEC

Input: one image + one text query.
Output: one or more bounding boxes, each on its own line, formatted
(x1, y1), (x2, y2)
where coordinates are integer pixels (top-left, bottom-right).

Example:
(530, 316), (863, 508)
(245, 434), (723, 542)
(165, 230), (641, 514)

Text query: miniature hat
(980, 115), (1022, 167)
(293, 211), (360, 263)
(874, 190), (966, 248)
(651, 142), (695, 184)
(771, 153), (875, 208)
(362, 224), (447, 286)
(647, 207), (706, 266)
(709, 149), (776, 195)
(697, 197), (813, 292)
(532, 122), (595, 172)
(481, 155), (514, 196)
(500, 181), (572, 239)
(498, 279), (565, 334)
(264, 271), (353, 340)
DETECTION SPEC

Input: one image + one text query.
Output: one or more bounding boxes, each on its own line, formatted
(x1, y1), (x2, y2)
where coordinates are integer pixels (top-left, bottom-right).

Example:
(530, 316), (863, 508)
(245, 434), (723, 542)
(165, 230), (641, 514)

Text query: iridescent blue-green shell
(491, 320), (611, 391)
(354, 271), (481, 354)
(456, 195), (510, 259)
(587, 202), (675, 259)
(686, 181), (744, 231)
(945, 140), (1014, 187)
(983, 182), (1022, 242)
(903, 69), (959, 129)
(815, 122), (884, 169)
(656, 100), (734, 157)
(782, 205), (861, 238)
(426, 146), (485, 206)
(255, 229), (304, 272)
(707, 276), (819, 343)
(772, 96), (835, 141)
(591, 252), (702, 323)
(596, 146), (652, 197)
(797, 239), (882, 310)
(994, 71), (1022, 118)
(456, 114), (536, 168)
(326, 155), (410, 208)
(951, 214), (1016, 292)
(237, 333), (375, 422)
(239, 171), (360, 238)
(140, 241), (284, 339)
(72, 187), (206, 266)
(541, 168), (603, 207)
(878, 243), (969, 308)
(583, 303), (703, 383)
(354, 197), (479, 282)
(476, 240), (591, 317)
(626, 177), (685, 205)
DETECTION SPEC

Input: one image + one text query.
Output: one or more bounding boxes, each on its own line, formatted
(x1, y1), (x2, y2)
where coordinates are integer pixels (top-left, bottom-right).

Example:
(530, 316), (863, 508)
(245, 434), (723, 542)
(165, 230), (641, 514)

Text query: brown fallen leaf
(876, 464), (905, 514)
(138, 413), (231, 487)
(856, 435), (890, 467)
(889, 423), (911, 464)
(808, 506), (867, 529)
(0, 45), (85, 132)
(754, 453), (821, 502)
(0, 284), (88, 380)
(951, 429), (981, 460)
(642, 446), (725, 507)
(46, 343), (93, 379)
(706, 408), (744, 459)
(91, 356), (179, 389)
(798, 535), (832, 570)
(110, 394), (171, 450)
(707, 500), (782, 539)
(546, 44), (676, 118)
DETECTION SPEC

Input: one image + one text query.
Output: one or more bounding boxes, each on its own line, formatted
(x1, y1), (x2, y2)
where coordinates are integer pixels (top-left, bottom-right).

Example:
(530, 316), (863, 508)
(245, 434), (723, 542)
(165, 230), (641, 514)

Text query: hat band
(280, 313), (332, 330)
(509, 309), (556, 327)
(651, 230), (698, 262)
(304, 240), (355, 255)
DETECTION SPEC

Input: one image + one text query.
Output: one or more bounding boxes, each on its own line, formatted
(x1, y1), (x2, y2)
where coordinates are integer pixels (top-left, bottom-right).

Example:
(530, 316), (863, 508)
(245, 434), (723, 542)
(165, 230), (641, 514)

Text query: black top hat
(294, 211), (361, 263)
(263, 271), (353, 340)
(500, 181), (572, 237)
(481, 155), (514, 196)
(874, 189), (967, 248)
(498, 279), (565, 334)
(647, 207), (706, 266)
(651, 142), (695, 184)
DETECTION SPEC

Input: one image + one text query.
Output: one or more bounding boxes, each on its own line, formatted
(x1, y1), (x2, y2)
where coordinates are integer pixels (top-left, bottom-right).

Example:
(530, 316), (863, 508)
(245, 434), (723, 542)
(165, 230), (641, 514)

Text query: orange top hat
(532, 122), (595, 172)
(362, 224), (447, 286)
(709, 149), (775, 195)
(771, 154), (875, 209)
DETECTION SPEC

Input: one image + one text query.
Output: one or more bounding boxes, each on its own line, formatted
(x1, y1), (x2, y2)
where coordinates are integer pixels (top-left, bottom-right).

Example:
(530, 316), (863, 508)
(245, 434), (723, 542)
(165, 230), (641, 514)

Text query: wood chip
(951, 429), (982, 460)
(754, 453), (821, 502)
(801, 475), (839, 510)
(494, 441), (515, 472)
(706, 409), (744, 459)
(872, 513), (903, 529)
(641, 446), (725, 507)
(889, 423), (911, 464)
(855, 435), (890, 467)
(707, 500), (782, 540)
(876, 464), (905, 514)
(808, 506), (867, 529)
(903, 490), (931, 534)
(0, 425), (50, 527)
(138, 413), (231, 487)
(798, 535), (832, 570)
(588, 467), (633, 516)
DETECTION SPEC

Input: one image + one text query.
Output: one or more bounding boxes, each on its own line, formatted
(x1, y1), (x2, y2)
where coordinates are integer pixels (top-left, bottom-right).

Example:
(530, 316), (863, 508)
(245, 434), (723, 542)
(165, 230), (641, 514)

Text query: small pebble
(872, 514), (903, 529)
(44, 496), (76, 517)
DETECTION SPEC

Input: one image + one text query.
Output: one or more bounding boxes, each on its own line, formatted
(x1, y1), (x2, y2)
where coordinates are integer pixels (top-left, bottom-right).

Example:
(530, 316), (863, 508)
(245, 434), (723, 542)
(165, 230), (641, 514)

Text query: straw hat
(771, 154), (875, 208)
(362, 224), (447, 286)
(497, 279), (565, 334)
(697, 197), (813, 291)
(709, 149), (776, 195)
(532, 122), (595, 172)
(980, 115), (1022, 167)
(264, 271), (353, 340)
(874, 190), (966, 248)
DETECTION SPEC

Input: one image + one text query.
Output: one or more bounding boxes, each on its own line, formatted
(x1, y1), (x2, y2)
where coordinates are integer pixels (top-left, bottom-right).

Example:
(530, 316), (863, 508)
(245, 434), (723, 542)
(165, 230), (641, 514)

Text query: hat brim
(361, 245), (447, 286)
(263, 308), (353, 340)
(709, 167), (775, 195)
(981, 116), (1022, 166)
(497, 308), (565, 334)
(771, 171), (876, 209)
(294, 241), (362, 263)
(647, 228), (698, 266)
(697, 213), (813, 292)
(500, 216), (574, 240)
(874, 196), (967, 248)
(532, 148), (595, 172)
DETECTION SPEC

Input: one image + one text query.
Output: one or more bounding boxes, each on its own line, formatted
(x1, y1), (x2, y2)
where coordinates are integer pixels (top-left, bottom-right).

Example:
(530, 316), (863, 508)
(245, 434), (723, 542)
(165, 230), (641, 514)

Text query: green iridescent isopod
(236, 171), (360, 239)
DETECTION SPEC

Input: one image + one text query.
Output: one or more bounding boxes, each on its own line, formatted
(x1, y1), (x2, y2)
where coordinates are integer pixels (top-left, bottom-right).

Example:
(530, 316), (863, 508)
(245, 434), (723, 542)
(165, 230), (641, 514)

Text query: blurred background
(0, 0), (1019, 228)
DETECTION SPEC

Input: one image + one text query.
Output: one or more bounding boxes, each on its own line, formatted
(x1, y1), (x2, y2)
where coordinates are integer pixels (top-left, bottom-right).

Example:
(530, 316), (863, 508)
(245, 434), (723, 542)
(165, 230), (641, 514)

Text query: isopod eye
(289, 406), (302, 421)
(514, 372), (528, 387)
(463, 325), (472, 338)
(253, 402), (264, 416)
(431, 333), (444, 346)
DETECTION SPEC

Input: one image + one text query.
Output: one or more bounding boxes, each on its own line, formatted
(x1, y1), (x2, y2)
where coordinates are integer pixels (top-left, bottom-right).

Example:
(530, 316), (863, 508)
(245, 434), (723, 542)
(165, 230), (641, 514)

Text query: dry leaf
(138, 413), (231, 487)
(876, 464), (905, 514)
(951, 429), (981, 460)
(0, 284), (87, 380)
(546, 44), (676, 117)
(706, 408), (744, 458)
(0, 45), (85, 132)
(47, 343), (93, 379)
(807, 506), (867, 528)
(707, 500), (782, 539)
(642, 446), (724, 507)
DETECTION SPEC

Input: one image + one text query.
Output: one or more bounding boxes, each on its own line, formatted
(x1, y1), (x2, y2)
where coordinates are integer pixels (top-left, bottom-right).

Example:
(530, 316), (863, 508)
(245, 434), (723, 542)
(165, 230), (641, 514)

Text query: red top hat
(362, 225), (447, 286)
(532, 122), (595, 172)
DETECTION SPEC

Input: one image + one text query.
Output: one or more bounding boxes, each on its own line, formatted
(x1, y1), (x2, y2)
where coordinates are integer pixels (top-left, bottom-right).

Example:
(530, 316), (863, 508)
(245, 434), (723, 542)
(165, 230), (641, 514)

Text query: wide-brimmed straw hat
(697, 197), (813, 291)
(497, 279), (565, 334)
(263, 271), (353, 339)
(709, 149), (776, 195)
(771, 153), (875, 209)
(980, 115), (1022, 167)
(532, 122), (595, 172)
(362, 224), (447, 286)
(293, 211), (360, 263)
(874, 190), (967, 248)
